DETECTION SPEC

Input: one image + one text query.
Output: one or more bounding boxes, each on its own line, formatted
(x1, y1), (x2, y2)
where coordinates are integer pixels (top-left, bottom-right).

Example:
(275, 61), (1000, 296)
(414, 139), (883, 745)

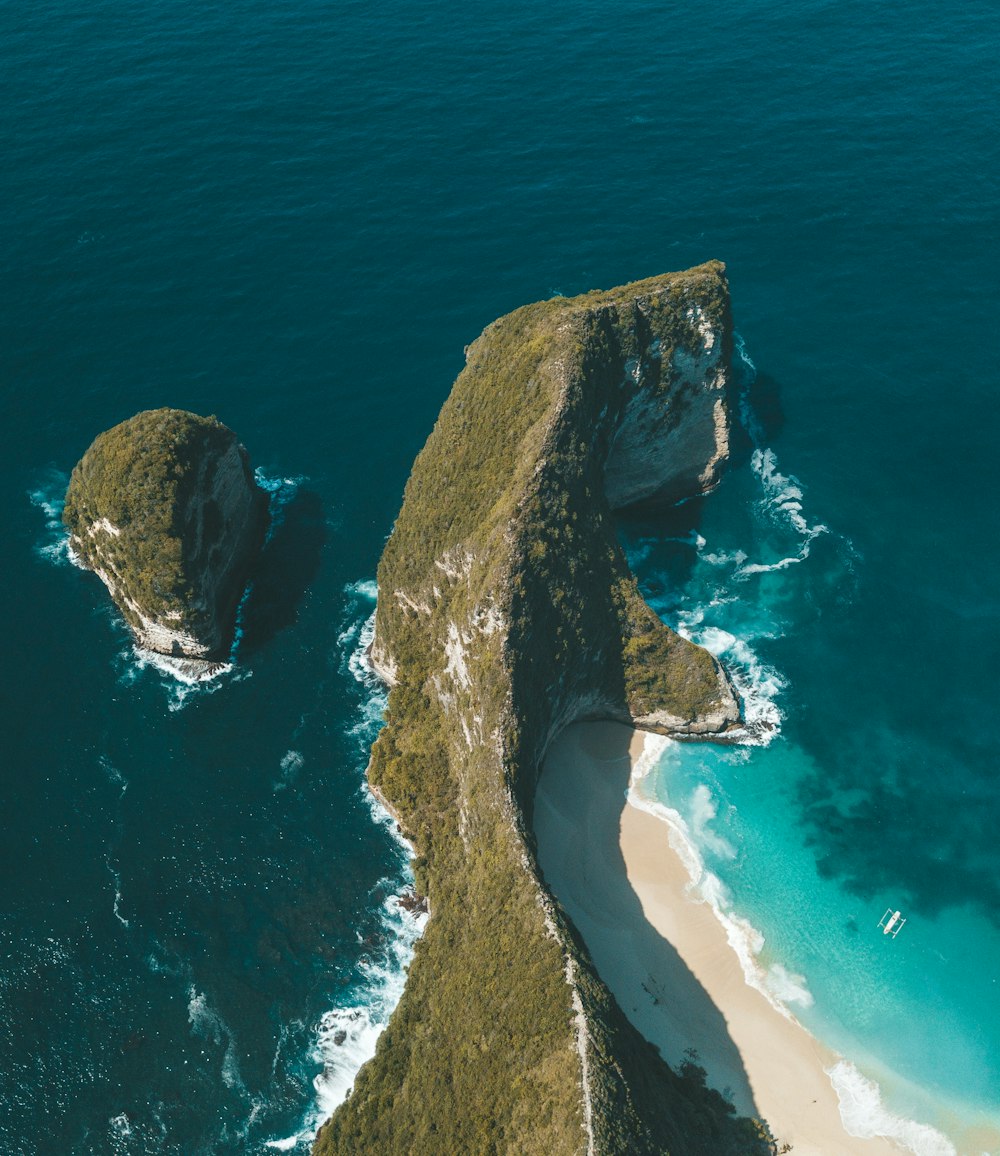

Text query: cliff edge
(316, 264), (771, 1155)
(64, 408), (268, 669)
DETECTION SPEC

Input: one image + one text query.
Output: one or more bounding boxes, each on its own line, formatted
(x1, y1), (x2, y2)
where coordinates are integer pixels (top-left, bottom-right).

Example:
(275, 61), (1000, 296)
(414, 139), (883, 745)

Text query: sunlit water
(620, 351), (1000, 1154)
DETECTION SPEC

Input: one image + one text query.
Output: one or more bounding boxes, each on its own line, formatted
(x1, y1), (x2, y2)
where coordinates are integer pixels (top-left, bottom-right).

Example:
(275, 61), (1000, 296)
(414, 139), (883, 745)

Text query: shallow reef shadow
(615, 494), (709, 605)
(726, 366), (786, 470)
(794, 722), (1000, 929)
(239, 489), (326, 656)
(745, 370), (785, 445)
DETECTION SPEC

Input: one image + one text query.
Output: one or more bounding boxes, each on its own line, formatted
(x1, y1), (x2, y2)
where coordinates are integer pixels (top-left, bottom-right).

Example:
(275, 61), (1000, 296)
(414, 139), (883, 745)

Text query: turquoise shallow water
(3, 0), (999, 1151)
(620, 360), (1000, 1149)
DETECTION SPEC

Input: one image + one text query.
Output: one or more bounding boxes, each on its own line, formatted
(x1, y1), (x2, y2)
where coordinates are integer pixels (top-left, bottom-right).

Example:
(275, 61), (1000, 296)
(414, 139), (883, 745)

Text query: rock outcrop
(315, 264), (768, 1156)
(64, 408), (268, 668)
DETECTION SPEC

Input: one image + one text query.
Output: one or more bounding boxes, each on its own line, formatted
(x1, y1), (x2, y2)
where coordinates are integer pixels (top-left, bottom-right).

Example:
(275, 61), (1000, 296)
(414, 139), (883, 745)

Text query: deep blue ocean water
(3, 0), (998, 1152)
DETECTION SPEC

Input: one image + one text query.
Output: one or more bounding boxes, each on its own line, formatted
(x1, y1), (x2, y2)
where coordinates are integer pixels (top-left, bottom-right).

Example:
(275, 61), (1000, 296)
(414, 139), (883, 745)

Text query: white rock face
(603, 304), (729, 509)
(632, 666), (740, 735)
(164, 440), (264, 651)
(369, 636), (399, 686)
(91, 560), (209, 657)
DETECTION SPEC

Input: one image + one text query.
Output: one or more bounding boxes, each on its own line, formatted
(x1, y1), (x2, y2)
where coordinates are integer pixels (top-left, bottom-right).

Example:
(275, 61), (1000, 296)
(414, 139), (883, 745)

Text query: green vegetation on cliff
(316, 265), (774, 1155)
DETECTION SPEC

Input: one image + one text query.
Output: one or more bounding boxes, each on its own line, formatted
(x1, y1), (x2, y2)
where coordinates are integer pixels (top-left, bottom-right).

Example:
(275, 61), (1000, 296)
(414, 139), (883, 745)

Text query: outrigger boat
(878, 908), (906, 938)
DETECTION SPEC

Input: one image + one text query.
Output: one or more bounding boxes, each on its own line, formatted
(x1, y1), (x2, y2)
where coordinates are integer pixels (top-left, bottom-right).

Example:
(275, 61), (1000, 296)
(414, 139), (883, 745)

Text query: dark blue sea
(3, 1), (998, 1152)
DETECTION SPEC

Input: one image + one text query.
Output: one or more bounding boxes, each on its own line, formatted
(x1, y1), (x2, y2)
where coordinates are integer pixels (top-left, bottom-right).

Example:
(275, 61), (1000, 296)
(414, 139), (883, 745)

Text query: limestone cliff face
(64, 409), (268, 666)
(317, 265), (766, 1156)
(603, 299), (730, 508)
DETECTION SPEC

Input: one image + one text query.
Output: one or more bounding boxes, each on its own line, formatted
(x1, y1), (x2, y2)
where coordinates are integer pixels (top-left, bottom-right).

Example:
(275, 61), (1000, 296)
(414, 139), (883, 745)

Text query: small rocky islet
(63, 407), (268, 675)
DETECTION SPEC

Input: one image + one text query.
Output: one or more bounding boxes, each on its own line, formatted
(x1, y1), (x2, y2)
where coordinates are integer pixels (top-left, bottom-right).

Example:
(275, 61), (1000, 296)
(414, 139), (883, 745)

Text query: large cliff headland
(315, 264), (775, 1155)
(64, 408), (268, 671)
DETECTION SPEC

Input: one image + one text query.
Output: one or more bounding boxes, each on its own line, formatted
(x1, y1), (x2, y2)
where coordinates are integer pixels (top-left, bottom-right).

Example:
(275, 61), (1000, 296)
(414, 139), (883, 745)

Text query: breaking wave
(736, 447), (829, 577)
(828, 1061), (957, 1156)
(629, 752), (811, 1016)
(337, 578), (387, 749)
(264, 893), (427, 1150)
(264, 578), (423, 1150)
(310, 894), (427, 1124)
(624, 334), (854, 748)
(116, 643), (251, 712)
(677, 615), (785, 744)
(27, 474), (81, 566)
(733, 332), (831, 578)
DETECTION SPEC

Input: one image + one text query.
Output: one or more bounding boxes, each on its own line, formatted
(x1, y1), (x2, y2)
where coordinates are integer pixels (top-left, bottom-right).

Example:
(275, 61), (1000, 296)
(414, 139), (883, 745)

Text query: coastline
(534, 720), (904, 1156)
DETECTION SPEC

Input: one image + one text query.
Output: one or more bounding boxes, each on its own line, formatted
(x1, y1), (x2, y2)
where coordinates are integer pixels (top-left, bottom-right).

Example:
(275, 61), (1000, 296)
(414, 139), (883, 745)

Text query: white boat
(878, 908), (906, 938)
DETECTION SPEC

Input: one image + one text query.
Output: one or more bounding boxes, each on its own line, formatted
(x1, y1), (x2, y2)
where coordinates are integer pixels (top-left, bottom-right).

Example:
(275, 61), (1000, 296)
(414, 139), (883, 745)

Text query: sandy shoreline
(534, 720), (904, 1156)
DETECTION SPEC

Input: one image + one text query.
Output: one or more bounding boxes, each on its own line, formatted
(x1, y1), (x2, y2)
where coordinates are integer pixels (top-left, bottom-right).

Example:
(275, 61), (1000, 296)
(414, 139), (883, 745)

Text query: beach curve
(534, 720), (905, 1156)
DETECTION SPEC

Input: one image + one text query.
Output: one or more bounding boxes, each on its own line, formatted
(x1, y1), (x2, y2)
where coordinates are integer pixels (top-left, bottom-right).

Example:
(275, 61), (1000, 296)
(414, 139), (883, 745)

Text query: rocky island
(63, 408), (268, 673)
(316, 264), (779, 1155)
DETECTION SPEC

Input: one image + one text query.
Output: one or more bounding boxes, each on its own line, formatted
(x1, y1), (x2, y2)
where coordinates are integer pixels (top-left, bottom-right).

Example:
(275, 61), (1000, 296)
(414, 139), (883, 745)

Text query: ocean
(3, 0), (998, 1152)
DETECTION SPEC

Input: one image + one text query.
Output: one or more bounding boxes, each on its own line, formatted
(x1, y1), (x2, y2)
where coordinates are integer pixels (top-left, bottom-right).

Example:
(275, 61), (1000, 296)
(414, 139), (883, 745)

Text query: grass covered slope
(316, 265), (772, 1155)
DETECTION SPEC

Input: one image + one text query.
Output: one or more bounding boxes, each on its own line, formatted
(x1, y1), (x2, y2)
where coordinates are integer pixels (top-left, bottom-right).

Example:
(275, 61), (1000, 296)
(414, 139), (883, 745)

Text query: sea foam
(187, 986), (247, 1095)
(27, 475), (80, 566)
(630, 742), (963, 1156)
(734, 334), (765, 446)
(688, 783), (737, 861)
(828, 1061), (958, 1156)
(118, 644), (247, 712)
(265, 578), (423, 1150)
(310, 892), (428, 1119)
(337, 581), (387, 749)
(30, 468), (301, 706)
(676, 617), (785, 744)
(275, 749), (305, 791)
(628, 756), (803, 1019)
(266, 863), (426, 1151)
(733, 447), (829, 578)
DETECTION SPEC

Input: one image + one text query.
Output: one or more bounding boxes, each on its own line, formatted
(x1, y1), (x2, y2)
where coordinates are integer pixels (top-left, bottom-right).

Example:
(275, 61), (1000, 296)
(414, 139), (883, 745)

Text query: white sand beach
(534, 720), (904, 1156)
